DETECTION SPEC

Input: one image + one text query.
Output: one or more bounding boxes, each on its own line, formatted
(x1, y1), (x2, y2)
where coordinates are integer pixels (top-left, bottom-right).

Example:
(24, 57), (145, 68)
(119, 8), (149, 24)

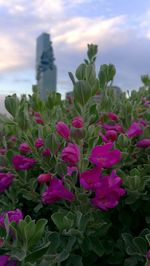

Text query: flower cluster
(80, 143), (125, 210)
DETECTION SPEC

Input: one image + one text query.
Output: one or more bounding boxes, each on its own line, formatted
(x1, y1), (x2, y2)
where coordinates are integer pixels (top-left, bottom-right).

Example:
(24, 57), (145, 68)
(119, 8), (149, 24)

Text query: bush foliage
(0, 44), (150, 266)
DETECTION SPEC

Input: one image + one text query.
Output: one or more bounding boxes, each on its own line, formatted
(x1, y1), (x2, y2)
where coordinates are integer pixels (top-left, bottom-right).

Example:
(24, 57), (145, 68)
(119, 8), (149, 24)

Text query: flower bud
(35, 138), (44, 148)
(56, 121), (70, 140)
(38, 173), (52, 184)
(72, 116), (84, 128)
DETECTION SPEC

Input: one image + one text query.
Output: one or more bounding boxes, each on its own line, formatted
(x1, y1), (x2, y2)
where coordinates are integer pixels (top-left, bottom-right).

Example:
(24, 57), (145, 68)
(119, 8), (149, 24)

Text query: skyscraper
(36, 33), (57, 99)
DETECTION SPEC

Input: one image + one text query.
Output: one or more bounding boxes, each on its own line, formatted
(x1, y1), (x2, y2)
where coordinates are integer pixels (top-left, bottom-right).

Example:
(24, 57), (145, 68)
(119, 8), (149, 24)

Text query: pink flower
(19, 143), (30, 154)
(138, 118), (148, 127)
(72, 116), (84, 128)
(56, 121), (70, 140)
(0, 209), (23, 227)
(42, 148), (51, 157)
(80, 167), (101, 190)
(42, 178), (75, 204)
(12, 155), (35, 170)
(61, 143), (80, 165)
(137, 139), (150, 148)
(127, 122), (143, 138)
(0, 255), (9, 266)
(91, 170), (125, 211)
(105, 130), (118, 142)
(34, 112), (44, 125)
(38, 173), (52, 184)
(67, 166), (78, 176)
(0, 255), (16, 266)
(0, 148), (6, 155)
(102, 124), (124, 133)
(147, 249), (150, 260)
(0, 173), (14, 193)
(99, 132), (109, 143)
(34, 112), (41, 118)
(35, 118), (44, 125)
(144, 100), (150, 107)
(9, 136), (17, 142)
(108, 112), (118, 121)
(89, 143), (121, 168)
(35, 138), (44, 148)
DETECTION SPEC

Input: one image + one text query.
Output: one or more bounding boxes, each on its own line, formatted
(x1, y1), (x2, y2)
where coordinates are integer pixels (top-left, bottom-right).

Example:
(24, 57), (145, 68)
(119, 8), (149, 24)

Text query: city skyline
(0, 0), (150, 97)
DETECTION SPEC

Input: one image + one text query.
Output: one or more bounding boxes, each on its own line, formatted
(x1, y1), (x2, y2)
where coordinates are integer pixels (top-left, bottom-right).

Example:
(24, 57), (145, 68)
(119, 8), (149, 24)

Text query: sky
(0, 0), (150, 98)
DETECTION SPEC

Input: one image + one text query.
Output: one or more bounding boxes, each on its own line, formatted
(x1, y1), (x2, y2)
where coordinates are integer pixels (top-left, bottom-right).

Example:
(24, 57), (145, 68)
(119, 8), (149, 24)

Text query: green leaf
(85, 64), (96, 85)
(133, 237), (148, 255)
(25, 220), (36, 242)
(90, 237), (104, 257)
(87, 44), (98, 63)
(146, 234), (150, 245)
(51, 212), (66, 231)
(124, 257), (138, 266)
(28, 219), (47, 249)
(65, 254), (83, 266)
(10, 248), (26, 261)
(25, 242), (50, 263)
(75, 64), (86, 80)
(5, 94), (19, 117)
(74, 80), (91, 106)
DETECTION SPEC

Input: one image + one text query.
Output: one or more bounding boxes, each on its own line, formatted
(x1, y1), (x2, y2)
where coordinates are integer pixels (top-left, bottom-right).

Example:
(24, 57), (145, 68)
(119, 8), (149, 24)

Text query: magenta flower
(42, 148), (51, 157)
(0, 148), (6, 155)
(0, 209), (23, 227)
(34, 112), (44, 124)
(35, 118), (44, 125)
(89, 143), (121, 168)
(12, 155), (35, 170)
(9, 136), (17, 142)
(80, 167), (101, 190)
(42, 178), (75, 204)
(99, 132), (109, 143)
(0, 255), (8, 266)
(0, 173), (14, 193)
(127, 122), (143, 138)
(138, 118), (148, 127)
(144, 100), (150, 107)
(67, 166), (78, 176)
(137, 139), (150, 148)
(61, 143), (80, 165)
(19, 143), (30, 154)
(147, 249), (150, 260)
(34, 112), (41, 118)
(102, 124), (124, 133)
(56, 121), (70, 140)
(91, 170), (125, 211)
(38, 173), (52, 184)
(0, 255), (16, 266)
(35, 138), (44, 148)
(108, 112), (118, 121)
(72, 116), (84, 128)
(105, 130), (118, 142)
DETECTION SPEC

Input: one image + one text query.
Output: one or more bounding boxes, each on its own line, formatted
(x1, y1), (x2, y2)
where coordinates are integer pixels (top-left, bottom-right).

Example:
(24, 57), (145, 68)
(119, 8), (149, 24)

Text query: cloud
(0, 0), (64, 15)
(52, 16), (127, 50)
(0, 0), (150, 95)
(0, 34), (34, 72)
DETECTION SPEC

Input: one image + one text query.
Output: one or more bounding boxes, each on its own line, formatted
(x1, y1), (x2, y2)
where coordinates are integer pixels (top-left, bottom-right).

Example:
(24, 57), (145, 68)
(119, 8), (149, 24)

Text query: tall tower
(36, 33), (57, 99)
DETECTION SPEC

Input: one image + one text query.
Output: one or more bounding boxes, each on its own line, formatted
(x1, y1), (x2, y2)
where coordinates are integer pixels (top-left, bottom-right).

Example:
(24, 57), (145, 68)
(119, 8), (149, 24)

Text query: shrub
(0, 44), (150, 265)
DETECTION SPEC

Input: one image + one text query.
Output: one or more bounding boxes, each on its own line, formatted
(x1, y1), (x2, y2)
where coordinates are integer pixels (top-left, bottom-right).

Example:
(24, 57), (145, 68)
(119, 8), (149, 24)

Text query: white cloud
(0, 35), (33, 72)
(0, 0), (64, 15)
(52, 16), (128, 50)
